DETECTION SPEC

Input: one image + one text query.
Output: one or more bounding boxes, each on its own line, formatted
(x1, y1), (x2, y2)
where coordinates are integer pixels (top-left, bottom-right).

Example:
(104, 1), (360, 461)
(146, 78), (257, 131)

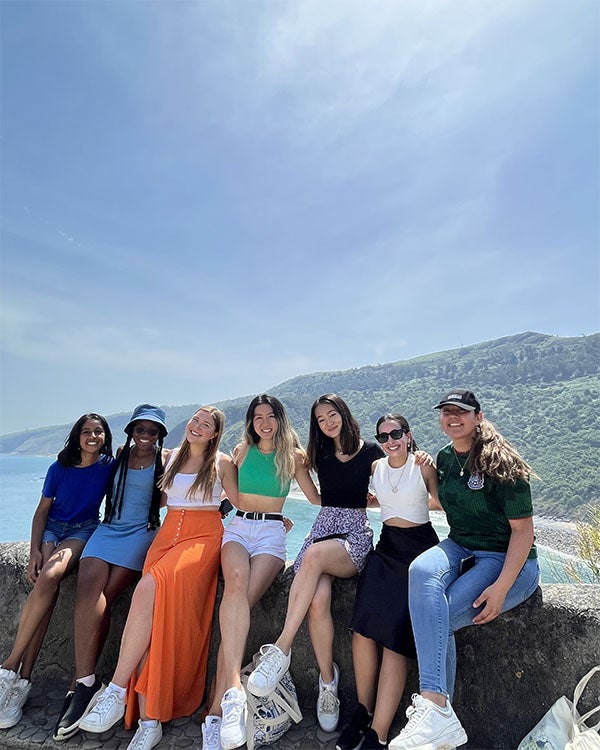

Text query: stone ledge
(1, 542), (599, 749)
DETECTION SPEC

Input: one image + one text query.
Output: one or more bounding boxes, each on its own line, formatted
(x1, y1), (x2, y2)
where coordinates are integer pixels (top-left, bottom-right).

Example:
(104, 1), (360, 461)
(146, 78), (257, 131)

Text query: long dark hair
(307, 394), (360, 470)
(375, 413), (419, 452)
(57, 413), (113, 468)
(103, 424), (166, 529)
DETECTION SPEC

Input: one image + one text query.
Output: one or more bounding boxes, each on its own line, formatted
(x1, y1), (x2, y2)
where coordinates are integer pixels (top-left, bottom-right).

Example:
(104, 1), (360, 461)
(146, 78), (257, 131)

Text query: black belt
(235, 510), (283, 521)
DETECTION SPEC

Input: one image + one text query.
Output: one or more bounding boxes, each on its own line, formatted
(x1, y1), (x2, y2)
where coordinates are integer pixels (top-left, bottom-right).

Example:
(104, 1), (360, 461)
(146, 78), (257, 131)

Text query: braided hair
(103, 426), (165, 530)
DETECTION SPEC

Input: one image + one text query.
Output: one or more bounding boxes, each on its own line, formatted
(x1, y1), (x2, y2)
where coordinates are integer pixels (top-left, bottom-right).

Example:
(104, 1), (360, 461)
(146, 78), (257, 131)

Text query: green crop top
(238, 445), (291, 498)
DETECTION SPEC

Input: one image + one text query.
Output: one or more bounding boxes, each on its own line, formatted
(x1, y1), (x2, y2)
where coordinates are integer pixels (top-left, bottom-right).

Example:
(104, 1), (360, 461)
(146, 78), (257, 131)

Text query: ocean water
(0, 455), (584, 584)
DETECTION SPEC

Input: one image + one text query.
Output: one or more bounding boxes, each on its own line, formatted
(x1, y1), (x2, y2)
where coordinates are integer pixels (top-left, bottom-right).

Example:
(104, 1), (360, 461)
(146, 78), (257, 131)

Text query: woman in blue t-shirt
(247, 394), (384, 734)
(389, 389), (540, 750)
(0, 413), (114, 729)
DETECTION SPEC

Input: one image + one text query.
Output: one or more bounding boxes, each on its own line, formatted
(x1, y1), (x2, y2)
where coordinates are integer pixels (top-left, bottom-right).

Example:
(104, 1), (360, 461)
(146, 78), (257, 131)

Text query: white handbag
(518, 665), (600, 750)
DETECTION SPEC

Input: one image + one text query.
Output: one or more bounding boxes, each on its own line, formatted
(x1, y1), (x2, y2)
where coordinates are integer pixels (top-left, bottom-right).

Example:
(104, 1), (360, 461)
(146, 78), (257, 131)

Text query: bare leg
(3, 539), (85, 678)
(276, 541), (356, 657)
(351, 632), (379, 713)
(307, 575), (336, 682)
(110, 572), (156, 688)
(73, 558), (138, 680)
(371, 649), (408, 742)
(208, 543), (283, 715)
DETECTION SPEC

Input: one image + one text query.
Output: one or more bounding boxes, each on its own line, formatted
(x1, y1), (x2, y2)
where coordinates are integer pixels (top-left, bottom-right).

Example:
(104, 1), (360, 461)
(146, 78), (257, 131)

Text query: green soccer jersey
(437, 444), (537, 560)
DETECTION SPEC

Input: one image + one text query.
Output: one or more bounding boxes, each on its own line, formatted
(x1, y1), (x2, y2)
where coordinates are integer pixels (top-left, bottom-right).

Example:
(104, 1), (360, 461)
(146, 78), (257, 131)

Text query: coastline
(533, 515), (580, 559)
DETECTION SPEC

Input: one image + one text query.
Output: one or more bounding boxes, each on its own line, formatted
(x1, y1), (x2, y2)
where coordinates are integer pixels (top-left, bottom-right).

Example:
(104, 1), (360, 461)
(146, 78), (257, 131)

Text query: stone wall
(1, 542), (599, 749)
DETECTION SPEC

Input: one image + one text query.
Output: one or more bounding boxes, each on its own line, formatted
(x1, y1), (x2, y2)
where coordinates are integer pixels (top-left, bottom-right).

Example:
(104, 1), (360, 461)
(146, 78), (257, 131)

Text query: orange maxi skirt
(124, 507), (223, 727)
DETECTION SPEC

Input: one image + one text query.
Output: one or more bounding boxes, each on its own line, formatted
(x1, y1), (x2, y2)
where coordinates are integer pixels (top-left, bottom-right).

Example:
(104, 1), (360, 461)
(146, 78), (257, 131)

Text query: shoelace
(255, 645), (286, 679)
(203, 720), (220, 744)
(93, 691), (119, 719)
(318, 687), (340, 715)
(402, 695), (426, 732)
(222, 691), (244, 712)
(129, 725), (158, 750)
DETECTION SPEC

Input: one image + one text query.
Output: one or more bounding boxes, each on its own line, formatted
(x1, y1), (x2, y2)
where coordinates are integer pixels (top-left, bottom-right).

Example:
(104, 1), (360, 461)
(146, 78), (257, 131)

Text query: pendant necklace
(452, 447), (471, 477)
(387, 459), (407, 493)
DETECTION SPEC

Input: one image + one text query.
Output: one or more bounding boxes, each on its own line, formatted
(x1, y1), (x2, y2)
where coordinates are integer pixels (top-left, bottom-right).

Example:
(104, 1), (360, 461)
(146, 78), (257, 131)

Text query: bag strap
(572, 665), (600, 731)
(268, 681), (303, 724)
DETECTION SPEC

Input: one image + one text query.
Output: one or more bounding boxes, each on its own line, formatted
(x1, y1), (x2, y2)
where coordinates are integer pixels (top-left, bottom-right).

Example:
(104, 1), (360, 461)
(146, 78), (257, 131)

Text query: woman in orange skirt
(80, 406), (238, 750)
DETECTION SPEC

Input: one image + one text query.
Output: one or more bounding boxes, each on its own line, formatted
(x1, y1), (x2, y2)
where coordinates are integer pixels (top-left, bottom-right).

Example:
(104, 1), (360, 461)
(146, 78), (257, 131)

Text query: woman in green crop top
(202, 394), (320, 750)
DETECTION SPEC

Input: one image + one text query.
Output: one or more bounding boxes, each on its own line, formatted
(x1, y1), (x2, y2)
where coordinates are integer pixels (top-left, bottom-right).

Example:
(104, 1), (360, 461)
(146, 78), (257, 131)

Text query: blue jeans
(408, 537), (539, 698)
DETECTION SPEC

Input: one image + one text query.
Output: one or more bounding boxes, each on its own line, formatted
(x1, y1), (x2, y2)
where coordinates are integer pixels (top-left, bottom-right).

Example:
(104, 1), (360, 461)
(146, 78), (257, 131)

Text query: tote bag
(518, 665), (600, 750)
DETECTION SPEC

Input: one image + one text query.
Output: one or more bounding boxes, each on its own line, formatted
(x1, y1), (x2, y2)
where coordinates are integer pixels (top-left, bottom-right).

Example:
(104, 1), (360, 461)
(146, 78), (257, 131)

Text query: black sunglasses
(375, 428), (407, 444)
(133, 426), (160, 437)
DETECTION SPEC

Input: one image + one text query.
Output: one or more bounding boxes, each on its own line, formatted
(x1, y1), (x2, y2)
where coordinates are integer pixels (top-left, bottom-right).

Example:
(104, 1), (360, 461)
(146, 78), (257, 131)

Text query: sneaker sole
(0, 710), (23, 730)
(389, 727), (468, 750)
(54, 683), (106, 739)
(336, 740), (364, 750)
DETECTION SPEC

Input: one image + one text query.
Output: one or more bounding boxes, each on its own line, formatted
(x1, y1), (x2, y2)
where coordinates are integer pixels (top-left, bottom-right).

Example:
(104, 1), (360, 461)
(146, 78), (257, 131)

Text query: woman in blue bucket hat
(53, 404), (169, 742)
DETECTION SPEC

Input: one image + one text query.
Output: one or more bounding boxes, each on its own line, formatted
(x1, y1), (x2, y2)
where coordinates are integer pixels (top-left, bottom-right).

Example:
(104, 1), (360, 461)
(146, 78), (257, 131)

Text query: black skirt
(350, 522), (439, 657)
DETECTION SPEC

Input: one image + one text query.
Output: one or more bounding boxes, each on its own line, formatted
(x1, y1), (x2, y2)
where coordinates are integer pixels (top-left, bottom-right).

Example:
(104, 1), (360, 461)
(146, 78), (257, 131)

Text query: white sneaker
(0, 668), (18, 708)
(202, 715), (222, 750)
(127, 720), (162, 750)
(246, 644), (291, 697)
(0, 678), (31, 729)
(388, 694), (468, 750)
(317, 662), (340, 732)
(220, 687), (246, 749)
(79, 687), (125, 733)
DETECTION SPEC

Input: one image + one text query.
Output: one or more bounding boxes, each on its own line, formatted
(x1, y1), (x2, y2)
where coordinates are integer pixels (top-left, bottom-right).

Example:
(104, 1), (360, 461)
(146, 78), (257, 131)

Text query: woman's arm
(420, 464), (443, 511)
(219, 454), (239, 507)
(472, 516), (534, 625)
(27, 496), (53, 583)
(294, 449), (321, 505)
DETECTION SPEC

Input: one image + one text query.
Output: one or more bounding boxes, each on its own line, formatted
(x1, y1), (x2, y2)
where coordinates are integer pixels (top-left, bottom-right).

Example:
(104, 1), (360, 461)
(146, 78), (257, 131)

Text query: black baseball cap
(434, 389), (481, 412)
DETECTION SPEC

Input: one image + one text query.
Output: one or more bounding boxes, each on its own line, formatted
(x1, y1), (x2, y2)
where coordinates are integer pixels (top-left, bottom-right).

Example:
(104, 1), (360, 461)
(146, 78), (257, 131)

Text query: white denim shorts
(222, 514), (287, 561)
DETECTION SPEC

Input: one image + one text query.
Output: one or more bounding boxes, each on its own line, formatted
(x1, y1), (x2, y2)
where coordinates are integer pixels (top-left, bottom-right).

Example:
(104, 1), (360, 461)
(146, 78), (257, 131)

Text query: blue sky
(1, 0), (598, 435)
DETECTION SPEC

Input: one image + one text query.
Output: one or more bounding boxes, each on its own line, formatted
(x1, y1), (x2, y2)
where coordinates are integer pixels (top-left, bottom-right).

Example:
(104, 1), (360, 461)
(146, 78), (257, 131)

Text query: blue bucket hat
(125, 404), (168, 437)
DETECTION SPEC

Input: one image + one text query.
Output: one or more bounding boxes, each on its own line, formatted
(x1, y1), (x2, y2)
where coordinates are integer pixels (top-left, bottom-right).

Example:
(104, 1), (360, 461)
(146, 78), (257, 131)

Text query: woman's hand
(26, 549), (43, 584)
(472, 581), (508, 625)
(282, 516), (294, 533)
(414, 450), (434, 467)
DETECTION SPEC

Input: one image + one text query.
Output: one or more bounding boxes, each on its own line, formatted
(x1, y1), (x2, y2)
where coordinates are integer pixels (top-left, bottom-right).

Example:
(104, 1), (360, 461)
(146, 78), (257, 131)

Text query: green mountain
(2, 332), (598, 519)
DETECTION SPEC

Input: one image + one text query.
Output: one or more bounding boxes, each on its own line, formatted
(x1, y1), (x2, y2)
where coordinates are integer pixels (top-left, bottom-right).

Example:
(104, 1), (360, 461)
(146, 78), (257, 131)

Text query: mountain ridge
(2, 331), (598, 518)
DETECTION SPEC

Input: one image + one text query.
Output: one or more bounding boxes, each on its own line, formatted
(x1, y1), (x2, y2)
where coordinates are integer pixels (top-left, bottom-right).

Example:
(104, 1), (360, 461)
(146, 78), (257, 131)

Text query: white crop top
(371, 453), (430, 524)
(164, 450), (224, 508)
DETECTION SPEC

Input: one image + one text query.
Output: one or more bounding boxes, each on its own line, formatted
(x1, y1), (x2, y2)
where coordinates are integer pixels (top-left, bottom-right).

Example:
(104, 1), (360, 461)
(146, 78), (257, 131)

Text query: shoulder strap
(572, 666), (600, 731)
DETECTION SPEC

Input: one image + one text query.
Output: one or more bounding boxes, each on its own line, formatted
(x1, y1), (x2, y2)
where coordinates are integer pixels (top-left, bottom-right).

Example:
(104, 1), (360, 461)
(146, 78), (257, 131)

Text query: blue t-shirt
(42, 457), (115, 524)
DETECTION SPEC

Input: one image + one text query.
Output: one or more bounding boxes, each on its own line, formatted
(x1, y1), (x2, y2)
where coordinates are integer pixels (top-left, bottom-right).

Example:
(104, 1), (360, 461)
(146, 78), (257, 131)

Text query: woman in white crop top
(337, 413), (442, 750)
(79, 407), (237, 750)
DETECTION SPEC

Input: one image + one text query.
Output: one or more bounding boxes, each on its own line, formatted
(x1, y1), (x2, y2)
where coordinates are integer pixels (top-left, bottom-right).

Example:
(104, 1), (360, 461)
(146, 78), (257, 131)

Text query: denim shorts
(42, 517), (99, 545)
(222, 514), (287, 561)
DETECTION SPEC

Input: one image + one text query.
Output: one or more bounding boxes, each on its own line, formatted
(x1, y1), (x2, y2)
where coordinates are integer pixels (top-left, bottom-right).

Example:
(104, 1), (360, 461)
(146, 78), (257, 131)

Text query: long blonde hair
(243, 394), (300, 486)
(160, 406), (225, 499)
(469, 418), (537, 483)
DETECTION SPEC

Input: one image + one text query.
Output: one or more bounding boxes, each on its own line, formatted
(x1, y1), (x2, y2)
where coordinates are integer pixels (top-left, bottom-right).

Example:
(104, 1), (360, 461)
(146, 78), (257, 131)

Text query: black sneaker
(53, 678), (104, 741)
(336, 703), (372, 750)
(361, 727), (387, 749)
(52, 692), (74, 741)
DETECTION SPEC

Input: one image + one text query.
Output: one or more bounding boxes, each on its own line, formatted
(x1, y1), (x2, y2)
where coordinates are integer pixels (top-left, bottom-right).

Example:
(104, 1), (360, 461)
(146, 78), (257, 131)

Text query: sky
(1, 0), (599, 435)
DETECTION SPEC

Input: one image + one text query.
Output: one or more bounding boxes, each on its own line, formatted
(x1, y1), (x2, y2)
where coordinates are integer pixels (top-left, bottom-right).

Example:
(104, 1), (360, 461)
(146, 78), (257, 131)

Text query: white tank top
(164, 450), (224, 508)
(371, 453), (430, 524)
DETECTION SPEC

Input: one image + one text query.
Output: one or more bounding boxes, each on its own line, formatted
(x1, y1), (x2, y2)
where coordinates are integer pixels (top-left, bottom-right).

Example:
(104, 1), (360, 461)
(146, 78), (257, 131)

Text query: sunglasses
(133, 426), (160, 437)
(375, 428), (407, 444)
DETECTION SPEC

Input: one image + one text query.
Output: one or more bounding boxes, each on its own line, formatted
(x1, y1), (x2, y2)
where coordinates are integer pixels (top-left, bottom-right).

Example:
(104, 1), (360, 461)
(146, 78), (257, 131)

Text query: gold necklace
(386, 458), (408, 493)
(452, 447), (471, 477)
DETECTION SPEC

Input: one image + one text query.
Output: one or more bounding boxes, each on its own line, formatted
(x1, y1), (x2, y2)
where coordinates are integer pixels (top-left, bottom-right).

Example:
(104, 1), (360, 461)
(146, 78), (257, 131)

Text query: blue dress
(81, 465), (158, 571)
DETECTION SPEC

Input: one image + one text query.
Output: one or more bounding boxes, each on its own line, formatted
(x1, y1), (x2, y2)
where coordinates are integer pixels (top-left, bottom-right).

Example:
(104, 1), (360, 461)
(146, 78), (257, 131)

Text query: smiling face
(252, 403), (279, 442)
(79, 419), (106, 457)
(440, 404), (482, 446)
(376, 418), (410, 461)
(314, 402), (343, 441)
(132, 420), (161, 450)
(186, 409), (217, 445)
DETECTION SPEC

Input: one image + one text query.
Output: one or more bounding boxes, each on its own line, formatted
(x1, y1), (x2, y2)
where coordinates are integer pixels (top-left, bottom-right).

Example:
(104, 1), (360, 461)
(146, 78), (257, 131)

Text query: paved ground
(0, 678), (489, 750)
